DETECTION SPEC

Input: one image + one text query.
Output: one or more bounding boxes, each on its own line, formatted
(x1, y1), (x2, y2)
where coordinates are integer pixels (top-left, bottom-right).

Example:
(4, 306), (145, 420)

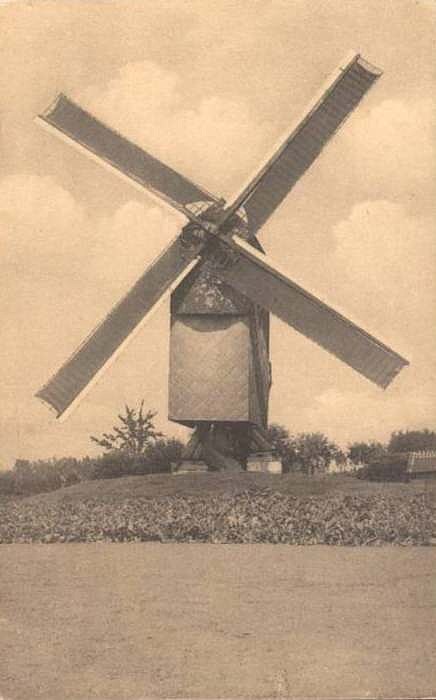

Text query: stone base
(246, 452), (282, 474)
(173, 460), (209, 475)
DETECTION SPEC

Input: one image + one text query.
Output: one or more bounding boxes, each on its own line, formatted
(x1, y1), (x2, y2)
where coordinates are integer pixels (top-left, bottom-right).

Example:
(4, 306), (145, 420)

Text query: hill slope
(21, 470), (435, 506)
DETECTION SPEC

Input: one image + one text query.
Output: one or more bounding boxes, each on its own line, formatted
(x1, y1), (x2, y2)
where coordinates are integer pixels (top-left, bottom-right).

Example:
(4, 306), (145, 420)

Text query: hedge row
(0, 440), (184, 496)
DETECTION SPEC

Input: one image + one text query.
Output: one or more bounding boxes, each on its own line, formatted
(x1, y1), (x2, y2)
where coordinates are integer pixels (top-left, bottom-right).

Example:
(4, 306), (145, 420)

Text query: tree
(91, 402), (163, 455)
(294, 432), (344, 476)
(388, 429), (436, 454)
(267, 423), (298, 472)
(267, 425), (344, 475)
(348, 441), (387, 466)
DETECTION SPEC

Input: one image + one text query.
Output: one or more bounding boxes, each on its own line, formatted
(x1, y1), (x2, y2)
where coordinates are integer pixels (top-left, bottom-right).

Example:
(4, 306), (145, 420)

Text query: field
(0, 472), (434, 545)
(0, 474), (435, 699)
(0, 545), (435, 699)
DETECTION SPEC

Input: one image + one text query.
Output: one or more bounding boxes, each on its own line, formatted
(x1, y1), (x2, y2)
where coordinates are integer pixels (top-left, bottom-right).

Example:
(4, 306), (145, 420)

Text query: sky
(0, 0), (435, 467)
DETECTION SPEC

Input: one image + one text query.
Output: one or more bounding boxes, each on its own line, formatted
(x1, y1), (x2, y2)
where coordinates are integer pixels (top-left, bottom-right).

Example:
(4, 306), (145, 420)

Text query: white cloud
(330, 199), (436, 351)
(0, 171), (188, 466)
(0, 173), (87, 273)
(307, 385), (436, 447)
(0, 172), (181, 293)
(340, 97), (435, 203)
(274, 197), (436, 446)
(265, 196), (436, 447)
(75, 60), (273, 199)
(93, 201), (180, 294)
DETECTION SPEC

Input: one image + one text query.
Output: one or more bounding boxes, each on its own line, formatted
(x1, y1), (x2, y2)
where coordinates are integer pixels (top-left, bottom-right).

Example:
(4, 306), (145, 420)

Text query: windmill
(36, 52), (408, 472)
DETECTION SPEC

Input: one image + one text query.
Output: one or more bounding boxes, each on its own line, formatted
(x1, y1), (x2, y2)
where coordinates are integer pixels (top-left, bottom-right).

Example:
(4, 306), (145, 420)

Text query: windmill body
(36, 53), (409, 471)
(169, 202), (272, 469)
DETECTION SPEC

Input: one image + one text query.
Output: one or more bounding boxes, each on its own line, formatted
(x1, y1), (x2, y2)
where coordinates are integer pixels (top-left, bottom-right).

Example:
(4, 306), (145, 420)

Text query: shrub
(348, 441), (387, 466)
(0, 437), (184, 495)
(3, 456), (97, 496)
(91, 451), (131, 480)
(13, 459), (62, 494)
(267, 424), (297, 472)
(267, 425), (344, 475)
(0, 470), (16, 496)
(388, 429), (436, 453)
(141, 438), (184, 474)
(91, 438), (184, 479)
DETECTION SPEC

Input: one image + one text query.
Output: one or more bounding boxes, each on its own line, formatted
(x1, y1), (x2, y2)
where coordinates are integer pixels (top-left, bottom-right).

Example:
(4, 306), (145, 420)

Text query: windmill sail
(38, 94), (220, 219)
(223, 53), (382, 233)
(217, 236), (408, 389)
(36, 236), (202, 418)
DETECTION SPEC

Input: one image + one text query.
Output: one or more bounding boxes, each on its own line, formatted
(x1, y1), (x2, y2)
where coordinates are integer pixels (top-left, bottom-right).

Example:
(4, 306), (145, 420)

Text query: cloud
(274, 198), (436, 446)
(351, 97), (434, 182)
(330, 199), (436, 353)
(308, 385), (435, 447)
(337, 97), (435, 207)
(0, 173), (86, 271)
(0, 171), (180, 291)
(75, 60), (273, 199)
(90, 201), (181, 307)
(265, 196), (436, 448)
(0, 171), (188, 466)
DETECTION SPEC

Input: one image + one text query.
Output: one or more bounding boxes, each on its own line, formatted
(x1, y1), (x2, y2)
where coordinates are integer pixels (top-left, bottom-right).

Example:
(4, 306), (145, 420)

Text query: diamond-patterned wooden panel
(169, 315), (251, 423)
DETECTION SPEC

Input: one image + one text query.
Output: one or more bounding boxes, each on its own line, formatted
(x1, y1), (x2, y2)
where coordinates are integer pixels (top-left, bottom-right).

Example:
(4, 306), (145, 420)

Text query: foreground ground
(0, 545), (435, 699)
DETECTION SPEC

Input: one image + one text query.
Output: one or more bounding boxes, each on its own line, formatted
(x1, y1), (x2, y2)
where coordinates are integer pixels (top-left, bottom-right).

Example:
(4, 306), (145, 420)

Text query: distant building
(328, 451), (436, 477)
(408, 451), (436, 476)
(328, 458), (356, 474)
(354, 450), (436, 481)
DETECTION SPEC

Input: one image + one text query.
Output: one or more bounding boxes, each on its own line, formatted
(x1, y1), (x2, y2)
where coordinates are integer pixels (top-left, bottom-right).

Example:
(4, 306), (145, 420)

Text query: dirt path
(0, 545), (435, 699)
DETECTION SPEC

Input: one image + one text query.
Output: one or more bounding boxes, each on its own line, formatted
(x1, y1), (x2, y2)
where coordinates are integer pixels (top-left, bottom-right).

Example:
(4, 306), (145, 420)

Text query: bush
(0, 437), (184, 496)
(267, 424), (297, 472)
(0, 470), (16, 496)
(141, 438), (184, 474)
(348, 441), (387, 466)
(388, 429), (436, 453)
(267, 425), (344, 475)
(91, 451), (134, 480)
(13, 459), (63, 494)
(364, 454), (410, 482)
(0, 456), (96, 497)
(90, 439), (184, 480)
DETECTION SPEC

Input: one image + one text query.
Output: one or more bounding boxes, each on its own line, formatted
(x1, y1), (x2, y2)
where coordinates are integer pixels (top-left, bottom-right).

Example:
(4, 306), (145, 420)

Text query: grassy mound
(17, 469), (436, 504)
(0, 473), (434, 545)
